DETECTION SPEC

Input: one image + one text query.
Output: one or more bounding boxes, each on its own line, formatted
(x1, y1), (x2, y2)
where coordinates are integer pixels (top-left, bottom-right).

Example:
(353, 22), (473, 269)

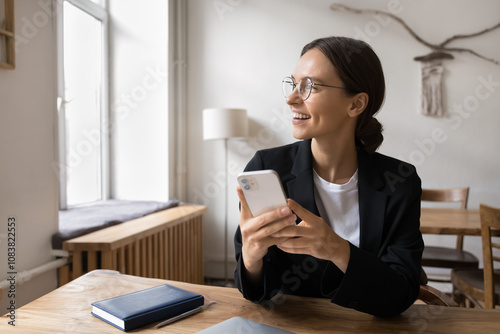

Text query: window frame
(56, 0), (110, 209)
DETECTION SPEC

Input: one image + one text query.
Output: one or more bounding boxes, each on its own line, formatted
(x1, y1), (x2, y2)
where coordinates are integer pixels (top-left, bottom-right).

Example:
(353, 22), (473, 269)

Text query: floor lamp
(202, 108), (248, 285)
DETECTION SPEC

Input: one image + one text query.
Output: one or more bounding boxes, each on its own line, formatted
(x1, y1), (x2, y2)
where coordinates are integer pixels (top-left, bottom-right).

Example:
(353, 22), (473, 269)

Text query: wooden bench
(60, 205), (207, 285)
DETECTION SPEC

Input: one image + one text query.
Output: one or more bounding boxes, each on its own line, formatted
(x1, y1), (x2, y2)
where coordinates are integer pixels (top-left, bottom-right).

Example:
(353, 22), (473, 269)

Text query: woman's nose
(286, 87), (302, 105)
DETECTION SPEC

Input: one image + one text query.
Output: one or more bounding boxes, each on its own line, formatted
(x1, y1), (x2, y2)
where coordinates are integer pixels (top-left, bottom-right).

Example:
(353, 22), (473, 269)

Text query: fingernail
(281, 207), (290, 215)
(288, 215), (296, 223)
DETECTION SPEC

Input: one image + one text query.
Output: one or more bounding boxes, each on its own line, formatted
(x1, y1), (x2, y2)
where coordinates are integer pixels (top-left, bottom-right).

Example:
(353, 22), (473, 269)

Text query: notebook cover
(91, 284), (204, 331)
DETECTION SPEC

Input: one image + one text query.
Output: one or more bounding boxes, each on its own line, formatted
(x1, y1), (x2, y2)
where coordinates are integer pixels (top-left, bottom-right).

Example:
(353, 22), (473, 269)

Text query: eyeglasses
(282, 76), (345, 101)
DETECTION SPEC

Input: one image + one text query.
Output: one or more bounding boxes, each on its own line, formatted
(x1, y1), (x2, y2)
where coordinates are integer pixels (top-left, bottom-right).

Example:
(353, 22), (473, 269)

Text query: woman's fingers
(287, 198), (321, 225)
(237, 186), (253, 220)
(242, 207), (296, 241)
(239, 207), (296, 268)
(238, 187), (295, 229)
(270, 199), (325, 239)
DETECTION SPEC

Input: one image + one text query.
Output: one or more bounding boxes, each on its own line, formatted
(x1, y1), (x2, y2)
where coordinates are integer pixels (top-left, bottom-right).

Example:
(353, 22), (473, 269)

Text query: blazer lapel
(286, 140), (319, 216)
(357, 149), (387, 254)
(283, 140), (387, 254)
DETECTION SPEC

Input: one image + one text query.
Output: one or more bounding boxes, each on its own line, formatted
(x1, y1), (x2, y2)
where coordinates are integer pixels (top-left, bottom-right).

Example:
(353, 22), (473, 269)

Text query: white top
(313, 169), (360, 247)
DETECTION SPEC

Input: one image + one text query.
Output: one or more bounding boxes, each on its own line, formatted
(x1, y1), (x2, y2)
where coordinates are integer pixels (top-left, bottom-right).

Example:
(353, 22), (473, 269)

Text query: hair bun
(356, 116), (383, 154)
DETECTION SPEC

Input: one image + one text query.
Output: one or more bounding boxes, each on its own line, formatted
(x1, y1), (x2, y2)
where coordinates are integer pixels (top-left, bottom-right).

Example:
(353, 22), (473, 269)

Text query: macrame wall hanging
(330, 4), (500, 117)
(414, 52), (454, 117)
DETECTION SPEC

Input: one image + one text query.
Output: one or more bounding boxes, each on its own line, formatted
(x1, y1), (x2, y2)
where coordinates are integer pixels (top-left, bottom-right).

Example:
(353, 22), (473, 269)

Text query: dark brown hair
(301, 36), (385, 154)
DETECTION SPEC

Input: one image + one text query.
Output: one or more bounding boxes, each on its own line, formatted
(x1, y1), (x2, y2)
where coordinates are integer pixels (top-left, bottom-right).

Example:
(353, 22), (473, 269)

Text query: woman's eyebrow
(308, 76), (325, 83)
(290, 75), (326, 83)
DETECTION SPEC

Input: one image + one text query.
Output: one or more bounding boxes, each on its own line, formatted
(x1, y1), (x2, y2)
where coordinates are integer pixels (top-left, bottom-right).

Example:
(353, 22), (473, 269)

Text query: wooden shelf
(0, 28), (14, 37)
(0, 0), (15, 70)
(0, 62), (15, 70)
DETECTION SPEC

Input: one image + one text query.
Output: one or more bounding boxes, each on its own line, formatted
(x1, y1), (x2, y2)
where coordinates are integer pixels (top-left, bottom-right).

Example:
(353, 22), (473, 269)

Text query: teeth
(292, 112), (311, 119)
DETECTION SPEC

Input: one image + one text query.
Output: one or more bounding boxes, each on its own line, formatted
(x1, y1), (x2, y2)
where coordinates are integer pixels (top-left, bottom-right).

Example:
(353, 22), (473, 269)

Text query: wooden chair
(451, 204), (500, 308)
(418, 285), (459, 307)
(421, 188), (479, 282)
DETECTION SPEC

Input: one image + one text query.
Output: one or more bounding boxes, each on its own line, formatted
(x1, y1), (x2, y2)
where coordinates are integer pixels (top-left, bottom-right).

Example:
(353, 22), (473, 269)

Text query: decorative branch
(330, 4), (437, 49)
(330, 3), (500, 65)
(439, 22), (500, 47)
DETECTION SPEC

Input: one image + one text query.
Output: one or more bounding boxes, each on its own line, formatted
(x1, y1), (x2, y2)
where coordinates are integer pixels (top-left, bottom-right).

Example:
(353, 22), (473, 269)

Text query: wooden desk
(2, 270), (499, 333)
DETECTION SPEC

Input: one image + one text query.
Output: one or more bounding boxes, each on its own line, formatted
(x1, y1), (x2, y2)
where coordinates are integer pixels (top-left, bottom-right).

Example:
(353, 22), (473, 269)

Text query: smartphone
(237, 170), (287, 217)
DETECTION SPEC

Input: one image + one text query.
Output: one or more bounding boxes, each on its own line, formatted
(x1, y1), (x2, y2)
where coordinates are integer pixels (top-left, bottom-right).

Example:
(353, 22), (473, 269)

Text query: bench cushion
(52, 199), (179, 249)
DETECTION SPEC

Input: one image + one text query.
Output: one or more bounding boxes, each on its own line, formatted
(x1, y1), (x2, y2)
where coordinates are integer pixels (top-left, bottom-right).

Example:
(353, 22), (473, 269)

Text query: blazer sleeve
(233, 151), (283, 303)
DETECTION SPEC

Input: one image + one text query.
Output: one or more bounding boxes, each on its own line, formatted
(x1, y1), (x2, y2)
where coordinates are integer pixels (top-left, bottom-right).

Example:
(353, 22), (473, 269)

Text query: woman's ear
(348, 93), (368, 118)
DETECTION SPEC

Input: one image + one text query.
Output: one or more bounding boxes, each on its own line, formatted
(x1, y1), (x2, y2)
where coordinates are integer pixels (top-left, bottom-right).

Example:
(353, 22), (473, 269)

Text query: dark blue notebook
(91, 284), (204, 332)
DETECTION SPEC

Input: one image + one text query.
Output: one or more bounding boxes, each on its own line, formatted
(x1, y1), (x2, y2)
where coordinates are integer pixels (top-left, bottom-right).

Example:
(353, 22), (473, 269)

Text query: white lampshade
(203, 108), (248, 141)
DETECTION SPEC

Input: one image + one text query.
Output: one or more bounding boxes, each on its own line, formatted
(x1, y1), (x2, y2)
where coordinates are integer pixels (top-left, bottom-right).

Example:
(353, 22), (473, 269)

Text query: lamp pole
(224, 137), (229, 286)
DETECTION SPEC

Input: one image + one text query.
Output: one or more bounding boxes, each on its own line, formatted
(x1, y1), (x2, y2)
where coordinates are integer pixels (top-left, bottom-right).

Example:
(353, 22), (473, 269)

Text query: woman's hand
(237, 187), (297, 281)
(273, 199), (351, 273)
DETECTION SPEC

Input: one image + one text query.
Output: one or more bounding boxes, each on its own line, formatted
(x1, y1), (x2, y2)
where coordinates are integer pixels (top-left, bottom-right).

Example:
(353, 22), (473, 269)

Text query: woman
(234, 36), (423, 317)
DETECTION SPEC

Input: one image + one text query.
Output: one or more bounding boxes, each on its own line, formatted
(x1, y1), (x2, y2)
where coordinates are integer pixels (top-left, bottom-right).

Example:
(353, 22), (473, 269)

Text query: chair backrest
(480, 203), (500, 309)
(422, 187), (469, 249)
(421, 188), (469, 209)
(417, 285), (458, 307)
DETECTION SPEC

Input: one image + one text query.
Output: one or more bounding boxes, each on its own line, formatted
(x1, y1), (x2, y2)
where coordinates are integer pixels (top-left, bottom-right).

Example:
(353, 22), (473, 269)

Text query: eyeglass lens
(282, 77), (312, 100)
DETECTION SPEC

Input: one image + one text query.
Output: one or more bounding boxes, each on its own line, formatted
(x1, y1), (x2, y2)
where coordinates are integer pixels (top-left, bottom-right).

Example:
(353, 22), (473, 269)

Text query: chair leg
(463, 294), (483, 308)
(452, 286), (483, 308)
(452, 286), (466, 307)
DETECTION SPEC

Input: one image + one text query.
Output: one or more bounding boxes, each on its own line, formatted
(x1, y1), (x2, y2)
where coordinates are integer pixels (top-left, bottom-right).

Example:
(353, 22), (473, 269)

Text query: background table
(420, 208), (500, 235)
(1, 270), (499, 333)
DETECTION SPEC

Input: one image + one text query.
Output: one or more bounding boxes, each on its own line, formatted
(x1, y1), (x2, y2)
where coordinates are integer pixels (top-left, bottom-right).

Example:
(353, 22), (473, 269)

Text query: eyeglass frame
(282, 76), (346, 101)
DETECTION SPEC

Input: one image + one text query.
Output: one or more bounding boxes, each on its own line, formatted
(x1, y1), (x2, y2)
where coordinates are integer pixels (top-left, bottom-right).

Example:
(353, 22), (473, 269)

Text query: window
(57, 0), (109, 208)
(56, 0), (175, 208)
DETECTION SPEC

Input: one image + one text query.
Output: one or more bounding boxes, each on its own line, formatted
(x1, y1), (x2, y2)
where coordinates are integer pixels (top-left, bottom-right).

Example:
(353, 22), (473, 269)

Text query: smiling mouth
(292, 112), (311, 119)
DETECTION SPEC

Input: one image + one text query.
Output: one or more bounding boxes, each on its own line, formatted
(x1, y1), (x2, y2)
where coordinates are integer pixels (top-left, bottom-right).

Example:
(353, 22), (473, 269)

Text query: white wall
(0, 0), (58, 309)
(186, 0), (500, 278)
(109, 0), (170, 201)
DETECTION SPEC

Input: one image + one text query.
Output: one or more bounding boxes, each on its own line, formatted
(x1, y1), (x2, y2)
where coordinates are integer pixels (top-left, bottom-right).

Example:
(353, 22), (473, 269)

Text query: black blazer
(234, 139), (424, 317)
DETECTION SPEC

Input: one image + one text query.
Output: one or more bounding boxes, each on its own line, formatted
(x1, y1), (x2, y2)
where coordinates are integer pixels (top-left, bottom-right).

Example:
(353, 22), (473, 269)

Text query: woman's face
(287, 48), (358, 143)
